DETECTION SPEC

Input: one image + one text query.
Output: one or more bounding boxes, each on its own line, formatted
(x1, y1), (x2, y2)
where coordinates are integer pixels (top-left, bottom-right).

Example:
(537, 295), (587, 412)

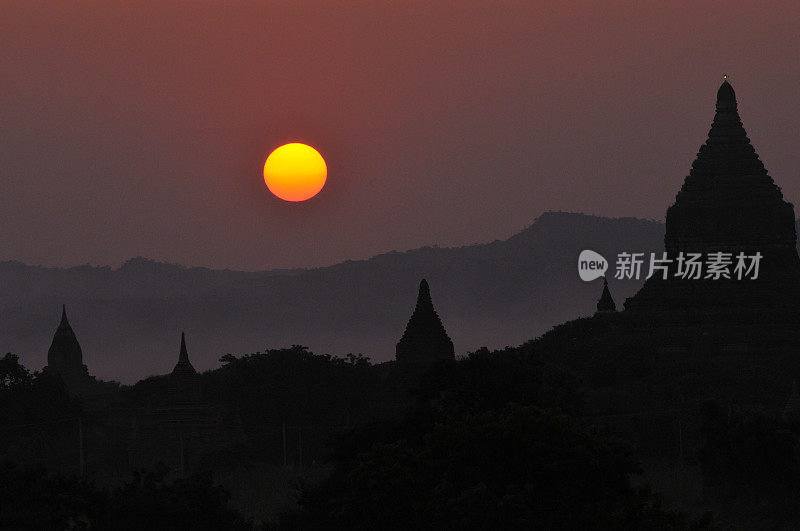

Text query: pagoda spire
(171, 332), (197, 377)
(417, 279), (432, 308)
(171, 331), (196, 375)
(169, 331), (200, 402)
(178, 331), (189, 364)
(715, 77), (737, 112)
(395, 279), (454, 364)
(47, 304), (84, 372)
(595, 277), (616, 314)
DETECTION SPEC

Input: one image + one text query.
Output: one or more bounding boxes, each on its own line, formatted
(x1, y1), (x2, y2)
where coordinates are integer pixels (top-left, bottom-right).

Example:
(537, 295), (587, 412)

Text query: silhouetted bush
(0, 461), (252, 530)
(0, 353), (80, 426)
(290, 405), (690, 530)
(101, 465), (252, 530)
(700, 403), (800, 487)
(201, 346), (373, 428)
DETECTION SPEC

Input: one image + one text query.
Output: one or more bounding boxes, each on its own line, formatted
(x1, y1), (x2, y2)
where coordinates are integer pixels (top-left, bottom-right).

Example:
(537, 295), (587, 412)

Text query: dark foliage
(290, 405), (690, 530)
(0, 353), (80, 426)
(201, 345), (373, 427)
(700, 403), (800, 487)
(0, 461), (101, 529)
(101, 465), (252, 530)
(116, 373), (171, 408)
(0, 461), (252, 530)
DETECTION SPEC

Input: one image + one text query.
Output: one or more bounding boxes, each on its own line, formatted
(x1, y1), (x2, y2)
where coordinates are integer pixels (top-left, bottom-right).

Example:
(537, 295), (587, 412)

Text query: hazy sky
(2, 1), (799, 271)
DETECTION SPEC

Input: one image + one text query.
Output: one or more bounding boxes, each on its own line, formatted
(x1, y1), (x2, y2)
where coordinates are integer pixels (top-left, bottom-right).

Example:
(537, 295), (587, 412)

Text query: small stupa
(45, 305), (91, 396)
(130, 332), (239, 472)
(595, 277), (616, 314)
(168, 332), (202, 403)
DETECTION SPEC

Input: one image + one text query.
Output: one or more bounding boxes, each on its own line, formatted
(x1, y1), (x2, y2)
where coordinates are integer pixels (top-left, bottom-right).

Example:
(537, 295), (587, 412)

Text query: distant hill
(1, 212), (679, 382)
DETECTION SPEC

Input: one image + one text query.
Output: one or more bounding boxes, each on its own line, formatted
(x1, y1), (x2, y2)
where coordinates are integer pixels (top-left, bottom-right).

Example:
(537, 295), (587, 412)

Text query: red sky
(2, 1), (799, 270)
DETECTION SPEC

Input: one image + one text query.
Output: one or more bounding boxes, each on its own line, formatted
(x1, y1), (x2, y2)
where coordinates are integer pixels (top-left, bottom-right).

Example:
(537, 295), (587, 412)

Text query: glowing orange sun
(263, 143), (327, 202)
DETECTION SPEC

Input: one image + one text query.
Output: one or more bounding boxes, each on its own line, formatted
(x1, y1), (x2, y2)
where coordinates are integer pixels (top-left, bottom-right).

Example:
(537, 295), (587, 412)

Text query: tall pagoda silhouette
(369, 280), (455, 417)
(624, 79), (800, 327)
(130, 332), (240, 474)
(396, 279), (455, 363)
(44, 305), (92, 396)
(168, 332), (202, 403)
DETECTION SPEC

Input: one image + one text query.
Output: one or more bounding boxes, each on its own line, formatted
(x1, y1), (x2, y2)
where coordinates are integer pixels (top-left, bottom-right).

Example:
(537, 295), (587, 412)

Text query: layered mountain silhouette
(4, 212), (798, 382)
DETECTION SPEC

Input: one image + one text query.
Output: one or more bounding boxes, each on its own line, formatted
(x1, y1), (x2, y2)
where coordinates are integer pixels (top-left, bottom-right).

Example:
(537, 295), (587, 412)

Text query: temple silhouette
(43, 306), (115, 405)
(168, 332), (202, 403)
(624, 79), (800, 329)
(10, 78), (800, 528)
(44, 305), (91, 395)
(23, 78), (800, 497)
(595, 277), (616, 314)
(396, 279), (455, 364)
(368, 279), (455, 415)
(129, 332), (240, 473)
(554, 79), (800, 364)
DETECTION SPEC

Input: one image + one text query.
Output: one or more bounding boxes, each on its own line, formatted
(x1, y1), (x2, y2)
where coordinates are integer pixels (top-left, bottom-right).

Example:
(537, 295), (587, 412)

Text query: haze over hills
(2, 210), (766, 383)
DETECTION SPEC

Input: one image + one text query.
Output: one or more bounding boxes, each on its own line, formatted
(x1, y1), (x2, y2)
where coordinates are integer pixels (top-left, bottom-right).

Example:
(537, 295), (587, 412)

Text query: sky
(1, 1), (799, 271)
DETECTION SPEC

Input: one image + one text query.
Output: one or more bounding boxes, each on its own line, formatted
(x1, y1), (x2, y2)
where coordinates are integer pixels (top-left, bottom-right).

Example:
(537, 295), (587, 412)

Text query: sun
(263, 143), (327, 202)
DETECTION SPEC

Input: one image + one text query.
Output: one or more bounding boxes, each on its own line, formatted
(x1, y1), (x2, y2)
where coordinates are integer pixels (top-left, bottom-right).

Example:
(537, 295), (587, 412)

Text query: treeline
(7, 334), (800, 528)
(0, 461), (251, 529)
(0, 353), (79, 426)
(117, 345), (374, 427)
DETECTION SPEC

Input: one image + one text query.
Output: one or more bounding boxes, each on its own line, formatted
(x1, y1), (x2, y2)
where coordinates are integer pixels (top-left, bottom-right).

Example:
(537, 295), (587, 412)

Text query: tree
(0, 461), (253, 530)
(0, 353), (30, 389)
(293, 405), (690, 530)
(101, 465), (252, 530)
(700, 404), (800, 487)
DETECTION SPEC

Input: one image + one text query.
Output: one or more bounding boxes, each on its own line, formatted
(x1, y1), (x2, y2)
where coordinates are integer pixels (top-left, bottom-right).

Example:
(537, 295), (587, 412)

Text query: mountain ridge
(4, 211), (782, 383)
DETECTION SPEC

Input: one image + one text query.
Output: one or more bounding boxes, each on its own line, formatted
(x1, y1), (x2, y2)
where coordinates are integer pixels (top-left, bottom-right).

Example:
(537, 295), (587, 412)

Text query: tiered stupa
(396, 279), (455, 364)
(596, 278), (616, 314)
(168, 332), (202, 403)
(45, 305), (92, 396)
(368, 279), (455, 417)
(129, 332), (239, 473)
(624, 79), (800, 327)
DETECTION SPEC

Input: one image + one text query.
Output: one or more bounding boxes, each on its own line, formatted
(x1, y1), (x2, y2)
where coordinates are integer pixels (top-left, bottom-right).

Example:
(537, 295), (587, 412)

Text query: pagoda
(168, 332), (202, 403)
(624, 79), (800, 327)
(396, 279), (455, 364)
(44, 305), (92, 396)
(368, 279), (455, 417)
(129, 332), (240, 473)
(595, 278), (616, 314)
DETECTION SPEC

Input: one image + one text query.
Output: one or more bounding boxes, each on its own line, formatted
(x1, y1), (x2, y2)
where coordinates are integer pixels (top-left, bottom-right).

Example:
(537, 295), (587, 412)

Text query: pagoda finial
(418, 279), (431, 301)
(48, 304), (83, 371)
(179, 332), (189, 364)
(395, 278), (454, 363)
(716, 77), (737, 112)
(596, 276), (617, 314)
(169, 331), (200, 401)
